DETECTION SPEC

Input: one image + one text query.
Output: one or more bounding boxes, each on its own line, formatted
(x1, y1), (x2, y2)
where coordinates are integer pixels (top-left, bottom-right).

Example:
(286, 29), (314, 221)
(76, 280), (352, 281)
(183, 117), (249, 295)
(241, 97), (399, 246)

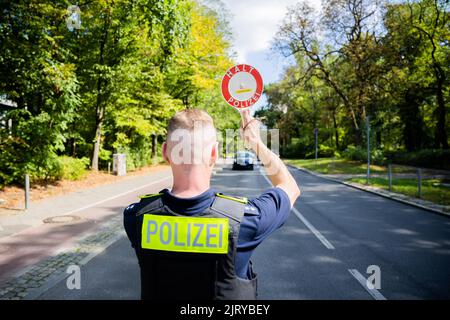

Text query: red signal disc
(221, 64), (263, 110)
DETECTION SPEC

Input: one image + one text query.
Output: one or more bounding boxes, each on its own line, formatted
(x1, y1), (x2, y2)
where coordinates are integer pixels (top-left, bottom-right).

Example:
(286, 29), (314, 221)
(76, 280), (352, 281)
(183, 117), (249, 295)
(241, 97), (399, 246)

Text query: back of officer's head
(163, 108), (217, 167)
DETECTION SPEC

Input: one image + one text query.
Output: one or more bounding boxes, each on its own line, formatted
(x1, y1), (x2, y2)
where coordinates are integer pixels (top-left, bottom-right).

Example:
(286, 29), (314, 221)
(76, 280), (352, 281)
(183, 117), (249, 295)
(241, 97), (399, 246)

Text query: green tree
(382, 0), (449, 150)
(70, 0), (191, 170)
(268, 0), (449, 158)
(0, 1), (79, 185)
(0, 0), (245, 188)
(274, 0), (386, 145)
(165, 1), (239, 129)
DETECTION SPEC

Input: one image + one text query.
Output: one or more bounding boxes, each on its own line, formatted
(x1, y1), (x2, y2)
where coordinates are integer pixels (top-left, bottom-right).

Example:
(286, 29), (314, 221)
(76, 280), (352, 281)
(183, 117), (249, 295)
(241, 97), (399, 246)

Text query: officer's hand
(240, 109), (261, 150)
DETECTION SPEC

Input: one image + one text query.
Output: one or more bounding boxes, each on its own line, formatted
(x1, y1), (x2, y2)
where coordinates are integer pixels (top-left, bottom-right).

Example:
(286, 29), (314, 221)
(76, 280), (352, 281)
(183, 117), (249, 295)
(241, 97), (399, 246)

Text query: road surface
(37, 164), (450, 299)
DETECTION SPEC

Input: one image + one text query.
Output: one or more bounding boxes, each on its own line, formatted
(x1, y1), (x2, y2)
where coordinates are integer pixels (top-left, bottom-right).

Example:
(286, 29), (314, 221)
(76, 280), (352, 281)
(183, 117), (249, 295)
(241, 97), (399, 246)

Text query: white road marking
(259, 167), (335, 250)
(291, 207), (335, 250)
(348, 269), (387, 300)
(61, 175), (172, 216)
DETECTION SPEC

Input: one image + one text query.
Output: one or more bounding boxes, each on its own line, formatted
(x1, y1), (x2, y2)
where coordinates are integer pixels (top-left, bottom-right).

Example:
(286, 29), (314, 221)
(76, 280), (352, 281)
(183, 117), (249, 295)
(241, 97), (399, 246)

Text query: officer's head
(163, 109), (218, 171)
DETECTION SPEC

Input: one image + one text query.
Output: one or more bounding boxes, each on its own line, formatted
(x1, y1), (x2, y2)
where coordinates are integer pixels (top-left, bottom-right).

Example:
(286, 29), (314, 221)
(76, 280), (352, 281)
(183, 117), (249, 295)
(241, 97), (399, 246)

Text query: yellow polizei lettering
(141, 214), (229, 254)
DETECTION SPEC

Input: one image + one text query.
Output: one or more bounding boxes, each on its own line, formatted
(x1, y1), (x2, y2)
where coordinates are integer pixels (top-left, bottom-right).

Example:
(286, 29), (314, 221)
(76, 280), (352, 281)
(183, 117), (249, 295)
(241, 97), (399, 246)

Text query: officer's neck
(170, 165), (212, 198)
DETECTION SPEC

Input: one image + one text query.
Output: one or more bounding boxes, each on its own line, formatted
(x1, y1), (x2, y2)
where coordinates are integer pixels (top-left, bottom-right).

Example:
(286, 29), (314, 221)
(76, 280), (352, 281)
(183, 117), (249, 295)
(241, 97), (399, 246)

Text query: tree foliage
(266, 0), (449, 159)
(0, 0), (239, 187)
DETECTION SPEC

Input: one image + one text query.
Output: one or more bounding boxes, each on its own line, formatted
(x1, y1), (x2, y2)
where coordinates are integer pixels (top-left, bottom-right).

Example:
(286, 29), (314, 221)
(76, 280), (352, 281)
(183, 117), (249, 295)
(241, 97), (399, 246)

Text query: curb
(286, 164), (450, 219)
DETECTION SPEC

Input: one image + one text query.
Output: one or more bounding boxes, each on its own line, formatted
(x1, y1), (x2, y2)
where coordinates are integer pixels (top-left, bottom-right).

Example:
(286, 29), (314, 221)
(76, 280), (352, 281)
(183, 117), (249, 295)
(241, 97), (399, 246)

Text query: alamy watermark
(166, 121), (280, 168)
(66, 264), (81, 290)
(66, 5), (81, 31)
(366, 265), (381, 290)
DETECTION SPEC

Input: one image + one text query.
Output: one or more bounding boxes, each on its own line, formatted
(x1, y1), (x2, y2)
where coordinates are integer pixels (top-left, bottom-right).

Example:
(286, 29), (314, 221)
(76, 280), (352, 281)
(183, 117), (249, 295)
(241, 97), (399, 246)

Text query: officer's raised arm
(240, 109), (301, 207)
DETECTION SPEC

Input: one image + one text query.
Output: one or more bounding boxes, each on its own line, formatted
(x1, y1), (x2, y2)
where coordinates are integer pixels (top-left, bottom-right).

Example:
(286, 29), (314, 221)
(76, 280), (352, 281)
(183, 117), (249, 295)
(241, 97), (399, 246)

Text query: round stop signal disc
(221, 64), (263, 110)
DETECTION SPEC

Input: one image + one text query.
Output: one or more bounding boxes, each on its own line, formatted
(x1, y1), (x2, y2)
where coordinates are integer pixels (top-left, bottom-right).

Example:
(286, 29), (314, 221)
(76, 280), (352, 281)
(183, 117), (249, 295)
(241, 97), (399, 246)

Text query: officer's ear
(162, 142), (170, 164)
(209, 141), (218, 166)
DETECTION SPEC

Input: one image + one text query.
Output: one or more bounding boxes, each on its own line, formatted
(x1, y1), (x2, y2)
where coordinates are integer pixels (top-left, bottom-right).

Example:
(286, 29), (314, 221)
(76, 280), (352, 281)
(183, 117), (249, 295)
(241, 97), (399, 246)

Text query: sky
(221, 0), (322, 110)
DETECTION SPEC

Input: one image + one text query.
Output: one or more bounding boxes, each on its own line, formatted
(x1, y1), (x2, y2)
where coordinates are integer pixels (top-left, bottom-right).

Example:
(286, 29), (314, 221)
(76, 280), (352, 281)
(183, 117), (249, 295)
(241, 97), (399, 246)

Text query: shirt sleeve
(247, 187), (292, 242)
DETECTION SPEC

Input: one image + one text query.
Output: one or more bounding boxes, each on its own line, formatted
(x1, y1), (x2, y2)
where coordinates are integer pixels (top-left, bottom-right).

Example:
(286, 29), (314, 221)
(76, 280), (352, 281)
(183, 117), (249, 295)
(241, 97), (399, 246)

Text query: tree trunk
(70, 138), (76, 157)
(91, 79), (106, 171)
(376, 130), (382, 149)
(332, 110), (340, 150)
(91, 9), (110, 170)
(435, 72), (448, 149)
(400, 88), (423, 152)
(352, 127), (362, 146)
(151, 134), (157, 165)
(91, 118), (102, 171)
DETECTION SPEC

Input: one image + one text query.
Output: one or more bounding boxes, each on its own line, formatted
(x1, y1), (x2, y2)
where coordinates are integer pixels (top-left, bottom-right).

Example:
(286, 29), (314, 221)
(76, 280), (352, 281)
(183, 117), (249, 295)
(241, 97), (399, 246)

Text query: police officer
(123, 109), (300, 300)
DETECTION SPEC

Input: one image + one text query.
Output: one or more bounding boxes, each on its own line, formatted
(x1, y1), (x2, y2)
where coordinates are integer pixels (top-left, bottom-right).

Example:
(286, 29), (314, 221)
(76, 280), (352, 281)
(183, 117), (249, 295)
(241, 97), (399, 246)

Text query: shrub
(318, 145), (335, 158)
(342, 145), (386, 164)
(385, 149), (450, 170)
(342, 145), (366, 161)
(0, 135), (29, 188)
(282, 138), (308, 158)
(58, 156), (89, 180)
(304, 144), (336, 158)
(0, 109), (86, 187)
(371, 149), (387, 164)
(99, 148), (113, 170)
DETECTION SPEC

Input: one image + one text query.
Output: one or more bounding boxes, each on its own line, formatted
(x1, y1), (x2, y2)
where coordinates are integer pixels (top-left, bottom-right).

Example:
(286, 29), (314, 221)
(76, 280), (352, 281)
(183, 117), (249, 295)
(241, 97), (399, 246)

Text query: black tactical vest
(134, 193), (257, 300)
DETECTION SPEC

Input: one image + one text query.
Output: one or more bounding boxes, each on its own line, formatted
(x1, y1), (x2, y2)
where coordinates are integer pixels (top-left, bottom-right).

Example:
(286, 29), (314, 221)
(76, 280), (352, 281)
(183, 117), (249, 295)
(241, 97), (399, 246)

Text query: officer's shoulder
(125, 193), (162, 214)
(244, 203), (259, 216)
(124, 202), (140, 215)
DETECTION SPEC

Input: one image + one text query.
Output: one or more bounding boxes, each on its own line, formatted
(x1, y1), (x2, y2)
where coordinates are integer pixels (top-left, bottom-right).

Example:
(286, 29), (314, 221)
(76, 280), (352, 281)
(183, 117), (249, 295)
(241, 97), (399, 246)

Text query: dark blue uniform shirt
(123, 187), (291, 279)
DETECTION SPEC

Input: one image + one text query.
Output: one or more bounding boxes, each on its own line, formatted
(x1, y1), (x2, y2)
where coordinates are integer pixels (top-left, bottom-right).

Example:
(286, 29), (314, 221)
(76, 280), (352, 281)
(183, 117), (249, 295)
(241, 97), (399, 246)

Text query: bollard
(366, 116), (370, 185)
(108, 162), (111, 174)
(113, 154), (126, 176)
(417, 168), (422, 198)
(388, 164), (392, 192)
(25, 174), (30, 210)
(314, 128), (318, 160)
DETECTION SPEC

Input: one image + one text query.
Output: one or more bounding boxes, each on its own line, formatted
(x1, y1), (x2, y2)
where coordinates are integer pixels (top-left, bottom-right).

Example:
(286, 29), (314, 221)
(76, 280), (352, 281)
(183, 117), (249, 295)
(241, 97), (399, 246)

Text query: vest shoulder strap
(139, 192), (163, 199)
(215, 193), (248, 204)
(210, 193), (246, 223)
(136, 193), (164, 217)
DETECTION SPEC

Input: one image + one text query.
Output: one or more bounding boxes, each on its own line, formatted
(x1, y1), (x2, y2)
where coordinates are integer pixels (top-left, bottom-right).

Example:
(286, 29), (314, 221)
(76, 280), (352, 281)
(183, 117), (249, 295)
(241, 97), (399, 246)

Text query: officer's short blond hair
(167, 109), (214, 135)
(167, 108), (216, 139)
(165, 109), (217, 165)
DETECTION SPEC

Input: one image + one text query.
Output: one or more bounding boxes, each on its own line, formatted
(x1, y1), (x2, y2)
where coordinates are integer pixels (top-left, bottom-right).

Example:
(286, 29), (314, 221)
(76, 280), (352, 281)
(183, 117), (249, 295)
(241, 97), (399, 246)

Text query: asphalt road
(38, 164), (450, 299)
